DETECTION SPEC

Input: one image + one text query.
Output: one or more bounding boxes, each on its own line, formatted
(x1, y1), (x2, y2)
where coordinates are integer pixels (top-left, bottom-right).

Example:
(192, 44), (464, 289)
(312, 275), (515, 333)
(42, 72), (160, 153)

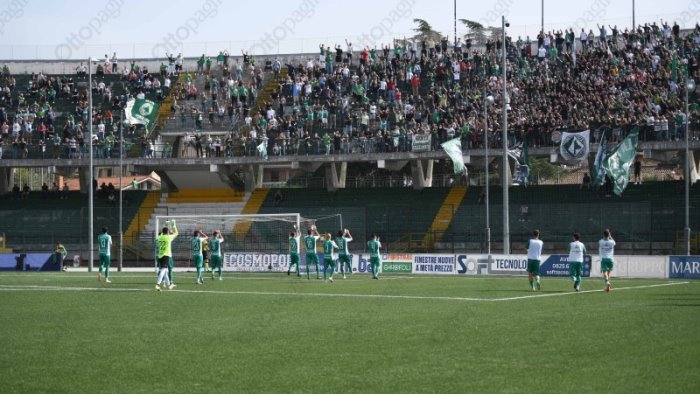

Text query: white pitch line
(0, 281), (690, 302)
(492, 282), (691, 301)
(0, 284), (489, 301)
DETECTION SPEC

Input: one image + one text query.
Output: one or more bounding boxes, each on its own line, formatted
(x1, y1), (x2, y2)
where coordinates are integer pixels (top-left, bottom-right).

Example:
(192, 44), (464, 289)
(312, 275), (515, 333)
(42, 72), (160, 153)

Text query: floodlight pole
(685, 79), (693, 256)
(502, 16), (510, 254)
(119, 109), (124, 271)
(541, 0), (544, 34)
(88, 58), (94, 272)
(483, 93), (491, 257)
(453, 0), (457, 47)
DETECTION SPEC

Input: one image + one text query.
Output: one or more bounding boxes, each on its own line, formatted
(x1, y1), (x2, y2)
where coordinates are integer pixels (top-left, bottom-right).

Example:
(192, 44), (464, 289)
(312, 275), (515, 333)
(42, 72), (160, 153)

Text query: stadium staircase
(135, 188), (248, 241)
(122, 191), (162, 259)
(422, 186), (468, 250)
(233, 188), (270, 244)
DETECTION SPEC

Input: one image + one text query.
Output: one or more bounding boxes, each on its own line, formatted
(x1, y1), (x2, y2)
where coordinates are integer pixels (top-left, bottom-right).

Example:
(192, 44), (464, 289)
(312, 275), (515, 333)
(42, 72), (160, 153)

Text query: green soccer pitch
(0, 272), (698, 393)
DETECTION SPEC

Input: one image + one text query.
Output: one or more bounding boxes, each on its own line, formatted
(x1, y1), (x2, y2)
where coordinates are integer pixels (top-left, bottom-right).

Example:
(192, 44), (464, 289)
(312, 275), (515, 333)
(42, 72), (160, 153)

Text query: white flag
(257, 141), (268, 160)
(560, 130), (590, 161)
(441, 137), (466, 175)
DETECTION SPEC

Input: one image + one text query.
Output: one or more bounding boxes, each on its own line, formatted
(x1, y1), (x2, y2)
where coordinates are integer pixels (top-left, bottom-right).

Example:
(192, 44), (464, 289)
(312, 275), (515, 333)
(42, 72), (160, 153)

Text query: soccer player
(322, 233), (339, 282)
(524, 229), (543, 291)
(191, 230), (208, 284)
(568, 232), (587, 292)
(156, 220), (178, 291)
(367, 233), (382, 280)
(303, 226), (321, 280)
(54, 242), (67, 271)
(97, 227), (113, 283)
(202, 237), (211, 273)
(287, 225), (301, 276)
(336, 229), (353, 279)
(209, 230), (224, 280)
(599, 229), (616, 292)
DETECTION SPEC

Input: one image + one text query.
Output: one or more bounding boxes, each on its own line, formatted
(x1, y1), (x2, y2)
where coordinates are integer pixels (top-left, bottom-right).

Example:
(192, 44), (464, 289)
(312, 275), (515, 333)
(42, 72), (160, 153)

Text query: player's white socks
(157, 268), (170, 286)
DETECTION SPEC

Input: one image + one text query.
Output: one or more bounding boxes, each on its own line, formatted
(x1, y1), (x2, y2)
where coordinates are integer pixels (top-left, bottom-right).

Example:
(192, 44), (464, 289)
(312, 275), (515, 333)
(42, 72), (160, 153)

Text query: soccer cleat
(573, 280), (579, 291)
(287, 270), (290, 276)
(342, 274), (347, 279)
(536, 282), (541, 291)
(155, 285), (161, 291)
(105, 278), (111, 284)
(168, 284), (176, 290)
(328, 277), (334, 283)
(218, 277), (222, 281)
(605, 283), (611, 292)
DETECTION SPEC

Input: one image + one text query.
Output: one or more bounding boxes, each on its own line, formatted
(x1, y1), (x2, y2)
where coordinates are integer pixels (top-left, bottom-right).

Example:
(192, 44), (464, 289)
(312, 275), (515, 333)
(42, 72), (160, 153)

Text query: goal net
(153, 213), (343, 266)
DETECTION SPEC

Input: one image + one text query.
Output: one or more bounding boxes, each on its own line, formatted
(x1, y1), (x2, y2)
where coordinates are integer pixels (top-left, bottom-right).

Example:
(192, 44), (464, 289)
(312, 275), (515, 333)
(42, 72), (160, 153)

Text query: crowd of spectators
(179, 19), (700, 159)
(2, 20), (700, 161)
(0, 53), (167, 160)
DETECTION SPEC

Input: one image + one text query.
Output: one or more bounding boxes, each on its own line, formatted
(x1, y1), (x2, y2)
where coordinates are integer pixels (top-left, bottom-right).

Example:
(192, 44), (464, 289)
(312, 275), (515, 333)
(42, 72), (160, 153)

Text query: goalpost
(153, 213), (343, 271)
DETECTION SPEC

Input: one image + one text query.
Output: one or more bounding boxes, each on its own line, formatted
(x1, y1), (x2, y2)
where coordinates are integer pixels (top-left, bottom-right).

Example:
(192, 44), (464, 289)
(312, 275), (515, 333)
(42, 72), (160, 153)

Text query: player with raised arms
(156, 220), (178, 291)
(599, 229), (616, 292)
(368, 233), (382, 280)
(304, 225), (321, 280)
(323, 233), (339, 283)
(524, 229), (543, 291)
(569, 232), (586, 292)
(336, 228), (353, 279)
(97, 227), (113, 283)
(287, 225), (301, 277)
(202, 237), (211, 273)
(208, 230), (224, 280)
(191, 230), (208, 284)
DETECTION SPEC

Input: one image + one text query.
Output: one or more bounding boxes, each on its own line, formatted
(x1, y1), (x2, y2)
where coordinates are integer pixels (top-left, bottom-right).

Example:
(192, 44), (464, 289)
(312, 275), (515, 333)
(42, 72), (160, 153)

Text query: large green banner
(602, 128), (639, 196)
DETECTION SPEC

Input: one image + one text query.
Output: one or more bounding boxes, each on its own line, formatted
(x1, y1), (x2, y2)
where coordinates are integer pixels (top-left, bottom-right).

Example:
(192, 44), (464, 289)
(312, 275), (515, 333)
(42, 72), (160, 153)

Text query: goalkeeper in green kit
(209, 230), (224, 280)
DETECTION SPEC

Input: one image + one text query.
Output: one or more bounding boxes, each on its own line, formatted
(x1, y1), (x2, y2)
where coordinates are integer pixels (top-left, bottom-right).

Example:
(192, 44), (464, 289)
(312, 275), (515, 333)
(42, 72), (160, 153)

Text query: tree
(461, 19), (505, 45)
(460, 19), (486, 44)
(412, 19), (442, 42)
(528, 157), (572, 184)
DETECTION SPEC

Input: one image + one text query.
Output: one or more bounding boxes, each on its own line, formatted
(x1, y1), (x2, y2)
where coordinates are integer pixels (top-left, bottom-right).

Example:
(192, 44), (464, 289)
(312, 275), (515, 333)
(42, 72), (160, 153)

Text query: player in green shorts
(599, 228), (616, 292)
(568, 232), (586, 292)
(208, 230), (224, 280)
(287, 225), (301, 276)
(155, 221), (178, 290)
(97, 227), (113, 284)
(322, 233), (339, 282)
(335, 228), (353, 279)
(303, 226), (320, 280)
(523, 229), (543, 291)
(191, 230), (208, 284)
(367, 233), (382, 280)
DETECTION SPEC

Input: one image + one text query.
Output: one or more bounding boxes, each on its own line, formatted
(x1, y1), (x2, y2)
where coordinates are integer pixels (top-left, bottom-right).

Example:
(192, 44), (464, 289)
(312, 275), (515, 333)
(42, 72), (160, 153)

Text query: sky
(0, 0), (696, 59)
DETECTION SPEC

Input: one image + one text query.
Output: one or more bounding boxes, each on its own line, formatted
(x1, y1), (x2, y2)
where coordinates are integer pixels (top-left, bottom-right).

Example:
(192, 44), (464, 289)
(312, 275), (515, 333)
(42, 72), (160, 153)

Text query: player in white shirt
(598, 229), (616, 292)
(568, 233), (587, 292)
(524, 230), (544, 291)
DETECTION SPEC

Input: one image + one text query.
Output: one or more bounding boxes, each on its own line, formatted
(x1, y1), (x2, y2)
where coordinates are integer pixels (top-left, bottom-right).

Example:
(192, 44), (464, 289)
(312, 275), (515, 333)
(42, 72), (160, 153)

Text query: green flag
(125, 99), (159, 132)
(441, 137), (466, 175)
(602, 128), (639, 196)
